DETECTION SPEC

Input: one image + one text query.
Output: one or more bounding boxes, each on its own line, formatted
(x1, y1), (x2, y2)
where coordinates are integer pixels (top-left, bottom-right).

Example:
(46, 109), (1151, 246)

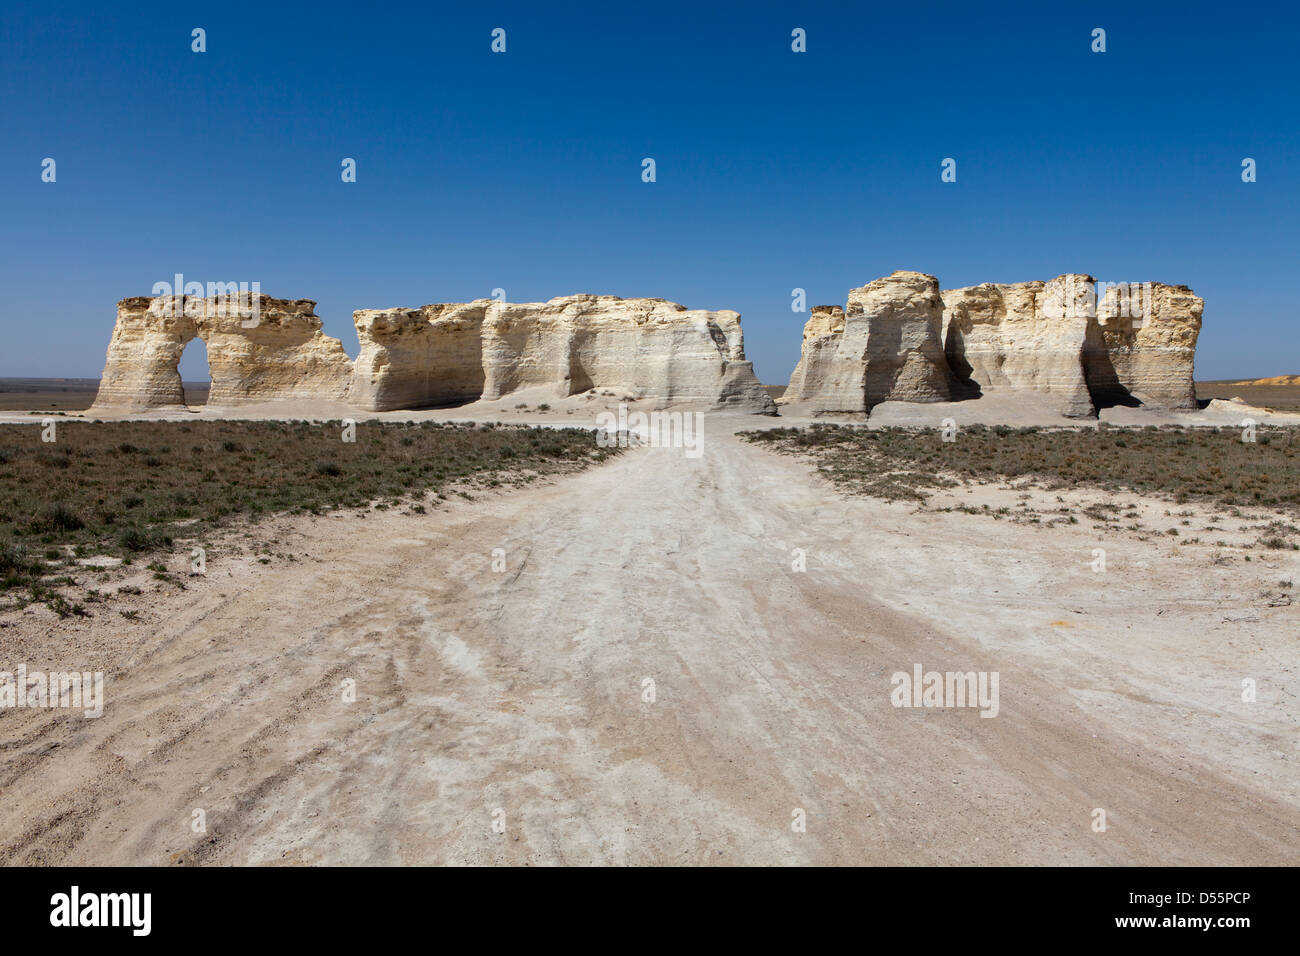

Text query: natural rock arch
(92, 296), (353, 410)
(92, 292), (776, 414)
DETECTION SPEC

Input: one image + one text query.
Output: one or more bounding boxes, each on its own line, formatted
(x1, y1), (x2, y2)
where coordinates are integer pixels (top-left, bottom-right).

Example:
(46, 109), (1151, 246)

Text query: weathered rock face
(1090, 283), (1202, 409)
(351, 303), (488, 411)
(786, 272), (1203, 417)
(784, 306), (844, 404)
(475, 295), (772, 410)
(92, 296), (352, 410)
(781, 271), (953, 413)
(201, 298), (353, 406)
(852, 271), (953, 409)
(91, 297), (197, 409)
(94, 292), (776, 414)
(942, 276), (1203, 416)
(941, 275), (1097, 418)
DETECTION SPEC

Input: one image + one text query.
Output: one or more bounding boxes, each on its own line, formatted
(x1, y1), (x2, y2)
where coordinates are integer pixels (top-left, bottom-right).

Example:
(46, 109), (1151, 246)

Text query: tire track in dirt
(1, 418), (1296, 864)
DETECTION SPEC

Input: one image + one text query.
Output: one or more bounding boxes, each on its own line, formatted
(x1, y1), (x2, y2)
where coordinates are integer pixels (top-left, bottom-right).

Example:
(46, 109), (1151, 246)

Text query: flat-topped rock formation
(783, 272), (1203, 417)
(478, 295), (770, 409)
(783, 271), (954, 413)
(1091, 282), (1203, 409)
(91, 276), (1201, 420)
(942, 275), (1098, 417)
(352, 295), (774, 411)
(92, 293), (776, 414)
(351, 303), (488, 411)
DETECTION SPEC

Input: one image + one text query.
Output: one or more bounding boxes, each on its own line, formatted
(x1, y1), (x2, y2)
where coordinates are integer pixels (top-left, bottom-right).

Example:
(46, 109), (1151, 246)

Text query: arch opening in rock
(177, 335), (211, 408)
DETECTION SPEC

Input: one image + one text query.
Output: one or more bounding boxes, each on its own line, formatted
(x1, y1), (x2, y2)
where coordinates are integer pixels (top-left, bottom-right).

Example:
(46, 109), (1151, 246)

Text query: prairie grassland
(742, 423), (1300, 513)
(0, 419), (614, 614)
(1195, 381), (1300, 412)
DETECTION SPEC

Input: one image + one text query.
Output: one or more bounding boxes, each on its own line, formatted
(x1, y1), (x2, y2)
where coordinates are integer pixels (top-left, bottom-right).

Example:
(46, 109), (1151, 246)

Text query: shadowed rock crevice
(1081, 323), (1140, 410)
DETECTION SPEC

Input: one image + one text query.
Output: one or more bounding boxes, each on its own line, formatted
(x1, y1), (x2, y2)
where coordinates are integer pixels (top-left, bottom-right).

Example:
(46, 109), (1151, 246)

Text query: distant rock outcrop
(783, 272), (1203, 417)
(93, 293), (776, 414)
(1224, 374), (1300, 387)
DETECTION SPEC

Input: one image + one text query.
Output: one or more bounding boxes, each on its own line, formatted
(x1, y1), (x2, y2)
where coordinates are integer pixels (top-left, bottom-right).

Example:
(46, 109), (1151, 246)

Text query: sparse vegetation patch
(0, 419), (616, 612)
(742, 424), (1300, 511)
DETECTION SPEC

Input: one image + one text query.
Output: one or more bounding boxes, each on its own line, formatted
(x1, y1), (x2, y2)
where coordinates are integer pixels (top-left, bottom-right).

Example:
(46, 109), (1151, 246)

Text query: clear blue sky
(3, 0), (1297, 383)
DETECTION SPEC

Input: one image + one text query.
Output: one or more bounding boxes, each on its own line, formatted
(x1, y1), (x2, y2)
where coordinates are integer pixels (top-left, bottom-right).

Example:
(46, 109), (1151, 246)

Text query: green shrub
(29, 502), (85, 533)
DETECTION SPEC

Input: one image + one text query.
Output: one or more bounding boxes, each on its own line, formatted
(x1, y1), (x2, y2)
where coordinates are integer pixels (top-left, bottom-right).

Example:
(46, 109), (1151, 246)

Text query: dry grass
(742, 423), (1300, 510)
(0, 419), (614, 611)
(1195, 381), (1300, 413)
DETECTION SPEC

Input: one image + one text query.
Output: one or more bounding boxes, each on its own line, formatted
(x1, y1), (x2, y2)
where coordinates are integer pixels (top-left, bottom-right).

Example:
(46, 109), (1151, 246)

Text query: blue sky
(3, 0), (1297, 383)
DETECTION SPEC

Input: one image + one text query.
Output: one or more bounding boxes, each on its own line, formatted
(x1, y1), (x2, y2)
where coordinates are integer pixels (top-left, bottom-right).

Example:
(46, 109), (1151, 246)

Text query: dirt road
(2, 417), (1297, 864)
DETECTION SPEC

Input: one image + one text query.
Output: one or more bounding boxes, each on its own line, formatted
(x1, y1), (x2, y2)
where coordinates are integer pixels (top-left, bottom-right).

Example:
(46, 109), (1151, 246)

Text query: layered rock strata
(92, 293), (776, 414)
(350, 303), (489, 411)
(92, 296), (351, 410)
(477, 295), (770, 408)
(785, 272), (1202, 417)
(1090, 282), (1202, 409)
(941, 274), (1097, 417)
(781, 271), (953, 413)
(783, 305), (845, 405)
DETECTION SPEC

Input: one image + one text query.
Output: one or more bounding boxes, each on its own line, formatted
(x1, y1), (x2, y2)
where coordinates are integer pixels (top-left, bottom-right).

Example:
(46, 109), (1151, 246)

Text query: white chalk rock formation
(784, 305), (845, 404)
(91, 297), (198, 409)
(94, 292), (775, 414)
(92, 296), (352, 410)
(941, 276), (1203, 416)
(350, 303), (489, 411)
(201, 299), (353, 406)
(787, 272), (1203, 417)
(781, 271), (953, 413)
(1091, 282), (1202, 409)
(475, 295), (772, 411)
(941, 274), (1097, 417)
